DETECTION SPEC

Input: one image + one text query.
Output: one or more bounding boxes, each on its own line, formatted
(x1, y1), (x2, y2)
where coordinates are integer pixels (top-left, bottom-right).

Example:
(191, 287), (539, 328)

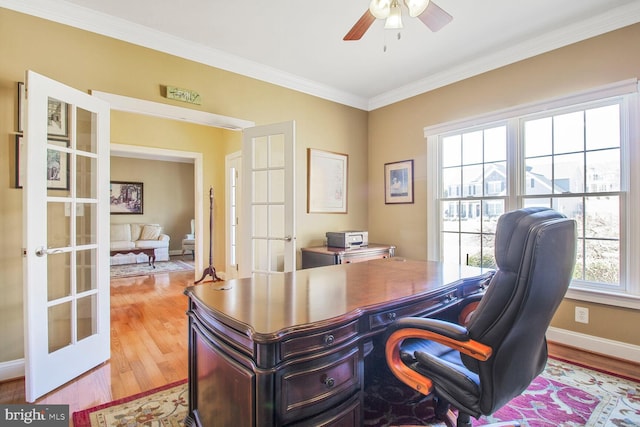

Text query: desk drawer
(369, 293), (456, 330)
(279, 347), (361, 423)
(281, 320), (359, 360)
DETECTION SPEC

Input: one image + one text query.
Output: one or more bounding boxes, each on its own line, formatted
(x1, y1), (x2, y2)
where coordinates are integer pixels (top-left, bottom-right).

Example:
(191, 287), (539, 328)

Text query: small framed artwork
(384, 159), (414, 204)
(47, 139), (70, 190)
(48, 97), (68, 137)
(307, 148), (348, 213)
(15, 137), (70, 190)
(110, 181), (144, 214)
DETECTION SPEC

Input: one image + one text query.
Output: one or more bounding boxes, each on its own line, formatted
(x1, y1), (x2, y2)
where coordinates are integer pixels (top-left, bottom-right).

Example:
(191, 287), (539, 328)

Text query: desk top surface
(186, 258), (490, 338)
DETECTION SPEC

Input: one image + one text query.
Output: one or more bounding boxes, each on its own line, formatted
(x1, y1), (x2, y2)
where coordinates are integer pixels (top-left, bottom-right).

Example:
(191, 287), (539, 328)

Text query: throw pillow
(140, 225), (162, 240)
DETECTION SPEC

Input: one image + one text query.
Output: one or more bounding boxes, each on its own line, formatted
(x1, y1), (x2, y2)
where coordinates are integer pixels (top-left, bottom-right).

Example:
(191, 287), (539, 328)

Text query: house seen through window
(430, 81), (639, 302)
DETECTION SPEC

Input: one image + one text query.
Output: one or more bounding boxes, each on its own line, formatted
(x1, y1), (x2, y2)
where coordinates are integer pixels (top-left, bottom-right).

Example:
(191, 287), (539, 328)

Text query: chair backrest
(462, 207), (576, 414)
(190, 218), (195, 235)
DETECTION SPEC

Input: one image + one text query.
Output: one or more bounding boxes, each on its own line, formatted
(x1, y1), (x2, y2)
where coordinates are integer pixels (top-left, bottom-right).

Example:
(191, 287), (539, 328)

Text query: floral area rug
(110, 260), (194, 279)
(72, 380), (188, 427)
(364, 357), (640, 426)
(72, 359), (640, 427)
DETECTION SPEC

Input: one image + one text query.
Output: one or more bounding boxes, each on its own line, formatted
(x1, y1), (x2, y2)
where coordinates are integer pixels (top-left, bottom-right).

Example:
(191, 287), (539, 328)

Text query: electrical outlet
(575, 306), (589, 324)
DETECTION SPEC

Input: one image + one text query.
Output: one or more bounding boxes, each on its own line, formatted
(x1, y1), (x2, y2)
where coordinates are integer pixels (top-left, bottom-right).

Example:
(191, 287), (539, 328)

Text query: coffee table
(110, 248), (157, 268)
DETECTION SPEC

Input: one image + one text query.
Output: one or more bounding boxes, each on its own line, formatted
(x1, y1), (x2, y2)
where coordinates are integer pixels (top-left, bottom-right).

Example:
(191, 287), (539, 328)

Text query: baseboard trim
(0, 358), (24, 382)
(547, 326), (640, 363)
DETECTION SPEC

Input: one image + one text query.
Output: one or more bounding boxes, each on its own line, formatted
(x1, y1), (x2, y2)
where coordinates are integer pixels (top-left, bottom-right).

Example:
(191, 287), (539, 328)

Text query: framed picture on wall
(110, 181), (144, 214)
(307, 148), (348, 213)
(47, 97), (68, 137)
(15, 136), (70, 190)
(384, 159), (414, 204)
(47, 139), (70, 190)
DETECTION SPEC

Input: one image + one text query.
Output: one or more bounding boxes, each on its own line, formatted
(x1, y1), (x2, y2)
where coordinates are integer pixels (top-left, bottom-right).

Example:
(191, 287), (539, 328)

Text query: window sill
(565, 287), (640, 309)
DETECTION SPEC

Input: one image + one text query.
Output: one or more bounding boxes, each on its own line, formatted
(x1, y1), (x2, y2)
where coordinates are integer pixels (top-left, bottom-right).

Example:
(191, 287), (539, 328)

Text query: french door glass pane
(47, 252), (71, 301)
(48, 302), (71, 353)
(76, 249), (97, 293)
(47, 201), (70, 248)
(77, 295), (97, 341)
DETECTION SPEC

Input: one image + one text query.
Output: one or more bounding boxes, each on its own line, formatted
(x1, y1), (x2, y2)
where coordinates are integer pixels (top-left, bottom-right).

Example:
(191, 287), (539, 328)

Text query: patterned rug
(364, 357), (640, 426)
(72, 359), (640, 426)
(72, 380), (187, 427)
(110, 260), (194, 279)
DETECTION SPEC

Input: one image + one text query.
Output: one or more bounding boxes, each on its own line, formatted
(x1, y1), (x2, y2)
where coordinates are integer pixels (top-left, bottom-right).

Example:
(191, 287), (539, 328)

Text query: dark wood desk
(184, 258), (491, 427)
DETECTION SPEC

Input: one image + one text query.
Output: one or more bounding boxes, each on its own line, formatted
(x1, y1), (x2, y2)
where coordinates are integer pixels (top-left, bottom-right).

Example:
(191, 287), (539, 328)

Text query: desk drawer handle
(323, 334), (335, 346)
(387, 312), (397, 321)
(322, 375), (335, 388)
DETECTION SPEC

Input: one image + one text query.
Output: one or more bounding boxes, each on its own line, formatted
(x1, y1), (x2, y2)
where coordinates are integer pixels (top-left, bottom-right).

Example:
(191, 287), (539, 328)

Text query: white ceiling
(4, 0), (640, 110)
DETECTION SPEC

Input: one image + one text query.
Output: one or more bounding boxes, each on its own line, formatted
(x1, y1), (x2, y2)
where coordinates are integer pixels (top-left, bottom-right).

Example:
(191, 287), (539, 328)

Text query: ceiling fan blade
(343, 10), (376, 41)
(418, 1), (453, 32)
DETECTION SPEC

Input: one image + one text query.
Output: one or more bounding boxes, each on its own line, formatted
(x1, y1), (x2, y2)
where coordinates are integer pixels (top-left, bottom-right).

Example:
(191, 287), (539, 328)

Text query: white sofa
(110, 223), (170, 265)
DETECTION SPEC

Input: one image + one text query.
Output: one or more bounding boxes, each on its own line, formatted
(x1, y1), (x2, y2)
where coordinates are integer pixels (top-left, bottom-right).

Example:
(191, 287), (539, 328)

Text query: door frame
(93, 90), (255, 278)
(110, 144), (204, 275)
(225, 151), (241, 280)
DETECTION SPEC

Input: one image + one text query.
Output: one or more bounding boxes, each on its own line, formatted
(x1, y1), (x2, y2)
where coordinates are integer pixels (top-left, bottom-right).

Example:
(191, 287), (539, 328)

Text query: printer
(326, 231), (368, 249)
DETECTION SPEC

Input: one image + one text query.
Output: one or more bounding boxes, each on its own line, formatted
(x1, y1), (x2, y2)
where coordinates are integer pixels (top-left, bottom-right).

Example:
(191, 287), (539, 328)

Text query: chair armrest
(158, 234), (170, 242)
(384, 317), (492, 395)
(183, 233), (195, 240)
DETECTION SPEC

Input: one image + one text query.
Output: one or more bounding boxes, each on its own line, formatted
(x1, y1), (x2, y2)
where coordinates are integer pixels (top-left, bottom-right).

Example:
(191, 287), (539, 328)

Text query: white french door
(239, 121), (296, 278)
(225, 152), (241, 280)
(23, 71), (110, 402)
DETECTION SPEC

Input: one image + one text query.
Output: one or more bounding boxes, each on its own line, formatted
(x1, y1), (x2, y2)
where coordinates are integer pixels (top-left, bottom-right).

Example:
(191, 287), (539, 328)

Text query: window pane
(441, 201), (459, 232)
(585, 196), (619, 239)
(484, 126), (506, 163)
(555, 152), (584, 193)
(462, 165), (482, 198)
(552, 197), (584, 238)
(460, 201), (481, 232)
(586, 104), (620, 150)
(554, 111), (584, 154)
(584, 239), (619, 284)
(586, 149), (620, 192)
(442, 167), (461, 198)
(525, 156), (552, 195)
(524, 117), (552, 157)
(485, 162), (506, 195)
(442, 232), (460, 264)
(462, 131), (483, 165)
(442, 135), (461, 167)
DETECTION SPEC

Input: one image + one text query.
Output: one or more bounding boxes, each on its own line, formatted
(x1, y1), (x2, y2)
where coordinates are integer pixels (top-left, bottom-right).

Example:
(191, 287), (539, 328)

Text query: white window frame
(426, 79), (640, 309)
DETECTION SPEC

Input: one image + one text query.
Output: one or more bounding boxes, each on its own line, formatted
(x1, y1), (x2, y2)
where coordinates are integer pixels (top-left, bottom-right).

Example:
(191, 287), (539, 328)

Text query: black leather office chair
(384, 207), (577, 427)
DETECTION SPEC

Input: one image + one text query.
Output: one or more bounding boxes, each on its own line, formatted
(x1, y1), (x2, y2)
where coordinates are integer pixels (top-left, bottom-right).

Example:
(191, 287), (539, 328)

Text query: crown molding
(368, 2), (640, 110)
(0, 0), (370, 110)
(2, 0), (639, 112)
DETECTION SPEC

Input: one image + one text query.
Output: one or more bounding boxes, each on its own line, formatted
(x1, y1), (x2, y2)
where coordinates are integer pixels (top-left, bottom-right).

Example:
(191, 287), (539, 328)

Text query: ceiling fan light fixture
(384, 0), (403, 29)
(404, 0), (429, 17)
(369, 0), (391, 19)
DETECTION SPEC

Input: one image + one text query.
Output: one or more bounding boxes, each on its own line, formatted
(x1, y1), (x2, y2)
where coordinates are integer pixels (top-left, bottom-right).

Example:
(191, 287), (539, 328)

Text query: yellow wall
(368, 23), (640, 346)
(0, 8), (368, 364)
(111, 156), (195, 250)
(1, 6), (639, 368)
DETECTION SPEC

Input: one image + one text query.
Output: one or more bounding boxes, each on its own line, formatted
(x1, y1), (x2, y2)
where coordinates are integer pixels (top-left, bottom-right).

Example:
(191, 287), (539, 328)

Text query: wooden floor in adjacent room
(0, 268), (195, 424)
(1, 267), (638, 426)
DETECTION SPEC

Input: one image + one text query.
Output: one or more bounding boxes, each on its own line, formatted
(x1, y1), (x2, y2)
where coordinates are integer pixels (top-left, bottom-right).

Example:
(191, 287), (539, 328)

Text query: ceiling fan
(344, 0), (453, 41)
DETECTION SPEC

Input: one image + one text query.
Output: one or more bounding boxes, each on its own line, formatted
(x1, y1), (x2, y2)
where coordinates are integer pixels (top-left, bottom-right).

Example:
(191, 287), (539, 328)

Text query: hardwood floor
(0, 268), (195, 425)
(1, 266), (638, 426)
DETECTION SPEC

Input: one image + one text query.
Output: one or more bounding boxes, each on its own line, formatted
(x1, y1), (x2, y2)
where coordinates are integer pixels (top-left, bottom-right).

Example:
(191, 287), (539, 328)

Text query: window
(426, 80), (640, 308)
